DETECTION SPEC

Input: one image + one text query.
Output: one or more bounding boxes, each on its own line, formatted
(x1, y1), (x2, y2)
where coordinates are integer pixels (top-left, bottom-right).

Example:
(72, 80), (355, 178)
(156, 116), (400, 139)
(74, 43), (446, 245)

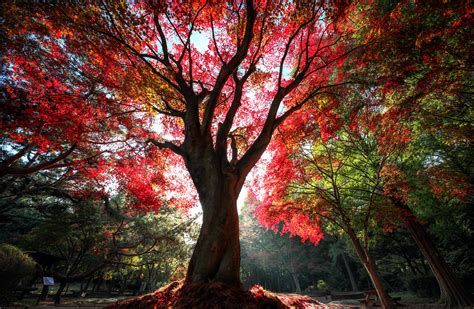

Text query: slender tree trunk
(392, 198), (473, 307)
(341, 253), (359, 292)
(289, 262), (302, 293)
(403, 212), (473, 307)
(288, 242), (301, 293)
(54, 281), (66, 304)
(81, 277), (92, 295)
(347, 228), (395, 309)
(132, 279), (140, 295)
(36, 285), (49, 305)
(277, 272), (282, 292)
(291, 272), (302, 293)
(392, 236), (420, 276)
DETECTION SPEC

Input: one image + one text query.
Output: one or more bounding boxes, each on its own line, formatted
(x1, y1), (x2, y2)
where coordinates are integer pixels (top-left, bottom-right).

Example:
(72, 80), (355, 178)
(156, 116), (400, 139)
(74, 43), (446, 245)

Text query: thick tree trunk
(185, 173), (242, 287)
(391, 198), (473, 307)
(347, 228), (395, 309)
(403, 211), (473, 307)
(180, 88), (271, 288)
(341, 253), (359, 292)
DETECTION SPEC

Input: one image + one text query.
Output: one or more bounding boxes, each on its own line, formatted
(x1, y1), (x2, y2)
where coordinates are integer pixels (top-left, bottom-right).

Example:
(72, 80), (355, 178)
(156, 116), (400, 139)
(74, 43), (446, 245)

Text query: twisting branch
(89, 24), (181, 93)
(275, 82), (354, 127)
(149, 101), (185, 118)
(147, 138), (183, 156)
(210, 15), (226, 64)
(215, 63), (257, 160)
(1, 144), (33, 166)
(229, 134), (238, 164)
(201, 0), (256, 135)
(153, 15), (170, 63)
(277, 3), (321, 89)
(0, 144), (77, 177)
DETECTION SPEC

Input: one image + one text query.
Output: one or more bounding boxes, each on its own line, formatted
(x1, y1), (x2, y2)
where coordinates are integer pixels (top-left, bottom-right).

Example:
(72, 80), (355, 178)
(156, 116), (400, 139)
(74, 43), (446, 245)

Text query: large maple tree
(2, 0), (358, 288)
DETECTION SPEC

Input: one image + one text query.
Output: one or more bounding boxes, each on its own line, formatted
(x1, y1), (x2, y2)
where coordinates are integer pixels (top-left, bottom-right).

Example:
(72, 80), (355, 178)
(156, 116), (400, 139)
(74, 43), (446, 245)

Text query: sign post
(36, 277), (55, 305)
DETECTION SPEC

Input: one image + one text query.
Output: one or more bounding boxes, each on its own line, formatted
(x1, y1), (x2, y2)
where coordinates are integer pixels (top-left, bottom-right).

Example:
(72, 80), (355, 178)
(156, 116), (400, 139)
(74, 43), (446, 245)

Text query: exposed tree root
(105, 280), (324, 309)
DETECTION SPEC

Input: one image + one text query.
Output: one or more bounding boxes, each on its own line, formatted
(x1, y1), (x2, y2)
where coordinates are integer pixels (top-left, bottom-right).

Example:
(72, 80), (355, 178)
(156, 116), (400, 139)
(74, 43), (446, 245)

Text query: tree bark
(390, 197), (473, 307)
(403, 210), (473, 307)
(185, 195), (241, 286)
(184, 152), (243, 287)
(347, 228), (395, 309)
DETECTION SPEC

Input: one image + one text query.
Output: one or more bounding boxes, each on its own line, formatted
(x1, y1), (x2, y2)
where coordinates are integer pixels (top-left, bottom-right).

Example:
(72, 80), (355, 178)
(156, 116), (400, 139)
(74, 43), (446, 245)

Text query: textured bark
(347, 228), (395, 309)
(403, 211), (473, 307)
(184, 144), (243, 287)
(391, 198), (473, 308)
(185, 188), (241, 286)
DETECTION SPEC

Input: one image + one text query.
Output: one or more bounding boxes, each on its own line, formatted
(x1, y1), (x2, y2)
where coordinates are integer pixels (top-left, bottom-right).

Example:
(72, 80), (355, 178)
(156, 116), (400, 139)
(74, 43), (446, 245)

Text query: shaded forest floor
(7, 296), (467, 309)
(7, 284), (463, 309)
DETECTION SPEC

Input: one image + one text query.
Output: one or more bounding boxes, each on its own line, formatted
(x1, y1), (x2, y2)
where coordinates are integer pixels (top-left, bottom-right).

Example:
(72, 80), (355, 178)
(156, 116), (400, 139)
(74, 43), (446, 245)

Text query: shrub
(315, 280), (328, 291)
(0, 244), (36, 305)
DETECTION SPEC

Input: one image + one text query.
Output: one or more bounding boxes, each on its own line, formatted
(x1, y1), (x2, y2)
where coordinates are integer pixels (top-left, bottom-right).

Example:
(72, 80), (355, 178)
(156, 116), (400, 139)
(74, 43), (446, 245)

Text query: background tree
(240, 203), (344, 293)
(0, 166), (197, 304)
(355, 1), (473, 305)
(0, 244), (36, 306)
(253, 77), (473, 306)
(252, 119), (405, 308)
(250, 0), (473, 305)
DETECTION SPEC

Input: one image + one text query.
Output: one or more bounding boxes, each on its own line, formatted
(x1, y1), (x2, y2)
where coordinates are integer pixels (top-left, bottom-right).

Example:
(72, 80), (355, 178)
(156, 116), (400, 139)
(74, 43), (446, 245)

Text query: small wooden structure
(359, 290), (379, 308)
(359, 290), (402, 308)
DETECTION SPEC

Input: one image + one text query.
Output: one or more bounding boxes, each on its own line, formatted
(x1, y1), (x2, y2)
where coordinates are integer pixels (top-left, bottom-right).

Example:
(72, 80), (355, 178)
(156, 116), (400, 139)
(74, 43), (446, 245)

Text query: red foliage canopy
(2, 0), (358, 213)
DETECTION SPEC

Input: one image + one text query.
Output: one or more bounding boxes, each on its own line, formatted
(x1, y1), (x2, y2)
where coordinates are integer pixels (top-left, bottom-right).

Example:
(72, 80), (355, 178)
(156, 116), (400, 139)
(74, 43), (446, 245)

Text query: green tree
(0, 244), (36, 305)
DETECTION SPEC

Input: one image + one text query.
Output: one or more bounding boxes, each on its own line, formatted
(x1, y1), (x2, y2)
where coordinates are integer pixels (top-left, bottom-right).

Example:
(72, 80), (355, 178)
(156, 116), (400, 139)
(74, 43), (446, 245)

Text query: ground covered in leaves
(105, 281), (324, 309)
